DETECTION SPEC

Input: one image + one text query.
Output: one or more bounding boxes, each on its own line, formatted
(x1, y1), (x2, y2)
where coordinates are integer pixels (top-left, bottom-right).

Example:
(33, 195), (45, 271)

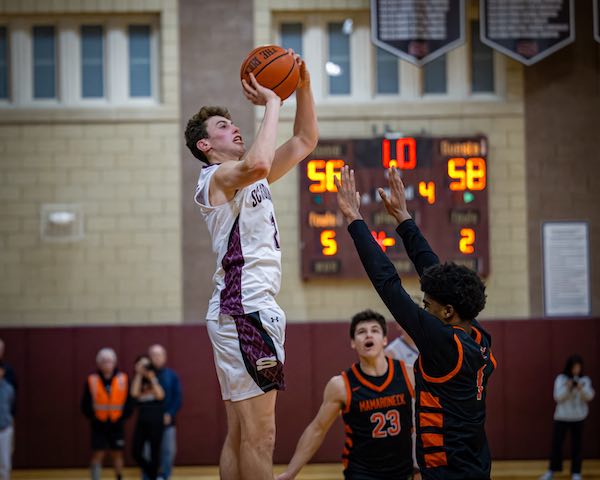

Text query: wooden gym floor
(12, 460), (600, 480)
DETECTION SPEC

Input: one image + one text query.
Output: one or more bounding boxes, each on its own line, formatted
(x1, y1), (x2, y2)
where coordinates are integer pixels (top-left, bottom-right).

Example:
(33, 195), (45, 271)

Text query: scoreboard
(299, 136), (490, 280)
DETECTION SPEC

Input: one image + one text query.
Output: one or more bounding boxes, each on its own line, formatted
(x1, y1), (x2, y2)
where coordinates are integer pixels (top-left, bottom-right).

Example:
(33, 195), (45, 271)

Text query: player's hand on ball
(335, 165), (362, 224)
(378, 167), (412, 224)
(242, 72), (280, 106)
(287, 48), (310, 89)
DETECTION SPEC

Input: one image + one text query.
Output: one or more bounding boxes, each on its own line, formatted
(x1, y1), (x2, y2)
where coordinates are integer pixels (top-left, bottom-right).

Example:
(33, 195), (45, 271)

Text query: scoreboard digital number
(299, 136), (490, 279)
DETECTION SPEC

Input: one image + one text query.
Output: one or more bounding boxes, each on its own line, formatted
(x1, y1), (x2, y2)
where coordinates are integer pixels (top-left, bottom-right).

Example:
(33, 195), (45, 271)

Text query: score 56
(307, 159), (345, 193)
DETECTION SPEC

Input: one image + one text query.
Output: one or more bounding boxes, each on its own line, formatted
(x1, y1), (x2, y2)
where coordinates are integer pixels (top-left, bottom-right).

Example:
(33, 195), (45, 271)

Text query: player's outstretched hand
(334, 165), (362, 224)
(378, 167), (412, 224)
(242, 72), (280, 106)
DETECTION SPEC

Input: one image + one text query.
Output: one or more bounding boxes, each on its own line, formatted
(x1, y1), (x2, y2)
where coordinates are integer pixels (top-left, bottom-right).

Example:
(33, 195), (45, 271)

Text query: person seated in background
(131, 355), (165, 480)
(81, 348), (133, 480)
(540, 354), (595, 480)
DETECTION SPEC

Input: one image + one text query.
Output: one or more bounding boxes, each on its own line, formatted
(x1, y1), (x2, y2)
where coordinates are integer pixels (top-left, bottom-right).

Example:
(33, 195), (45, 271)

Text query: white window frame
(1, 14), (159, 108)
(273, 11), (506, 104)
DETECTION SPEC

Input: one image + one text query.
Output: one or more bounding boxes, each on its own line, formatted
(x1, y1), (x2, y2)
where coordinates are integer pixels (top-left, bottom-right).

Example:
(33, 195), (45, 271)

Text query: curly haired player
(336, 166), (496, 480)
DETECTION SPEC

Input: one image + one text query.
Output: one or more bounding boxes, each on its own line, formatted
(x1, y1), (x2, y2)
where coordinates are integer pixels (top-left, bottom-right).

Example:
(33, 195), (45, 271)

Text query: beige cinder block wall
(0, 0), (182, 325)
(255, 0), (530, 322)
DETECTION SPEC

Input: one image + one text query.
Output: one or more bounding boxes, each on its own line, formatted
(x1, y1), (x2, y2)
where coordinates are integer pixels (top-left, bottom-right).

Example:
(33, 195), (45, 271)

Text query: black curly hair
(350, 309), (387, 339)
(420, 262), (486, 321)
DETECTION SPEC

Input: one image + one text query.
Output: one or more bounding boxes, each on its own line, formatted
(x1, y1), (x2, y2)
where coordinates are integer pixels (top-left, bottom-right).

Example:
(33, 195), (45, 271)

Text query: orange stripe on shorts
(421, 433), (444, 448)
(424, 451), (448, 468)
(419, 411), (443, 428)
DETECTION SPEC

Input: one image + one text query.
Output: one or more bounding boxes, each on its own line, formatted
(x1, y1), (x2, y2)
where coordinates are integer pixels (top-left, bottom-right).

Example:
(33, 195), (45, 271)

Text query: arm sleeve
(396, 218), (440, 276)
(81, 380), (94, 419)
(169, 372), (183, 418)
(347, 219), (456, 369)
(166, 371), (182, 418)
(553, 375), (570, 402)
(581, 377), (595, 402)
(122, 381), (135, 420)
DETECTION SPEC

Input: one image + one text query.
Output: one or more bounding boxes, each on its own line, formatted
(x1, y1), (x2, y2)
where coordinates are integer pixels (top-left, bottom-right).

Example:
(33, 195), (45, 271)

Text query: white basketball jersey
(195, 165), (282, 320)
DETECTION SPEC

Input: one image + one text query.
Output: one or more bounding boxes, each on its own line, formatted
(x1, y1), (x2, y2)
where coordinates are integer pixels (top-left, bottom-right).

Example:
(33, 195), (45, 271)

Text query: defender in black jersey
(335, 167), (496, 480)
(276, 310), (417, 480)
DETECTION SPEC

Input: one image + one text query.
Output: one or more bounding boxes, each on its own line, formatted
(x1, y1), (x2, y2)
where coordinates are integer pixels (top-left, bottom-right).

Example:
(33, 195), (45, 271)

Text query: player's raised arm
(210, 73), (281, 198)
(268, 53), (318, 184)
(379, 167), (439, 276)
(335, 166), (446, 350)
(275, 376), (345, 480)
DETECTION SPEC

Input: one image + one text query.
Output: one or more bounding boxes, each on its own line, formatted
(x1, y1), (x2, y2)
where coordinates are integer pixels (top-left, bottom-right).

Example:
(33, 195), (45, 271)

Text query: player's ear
(443, 304), (455, 320)
(383, 336), (388, 347)
(350, 339), (356, 351)
(197, 138), (211, 154)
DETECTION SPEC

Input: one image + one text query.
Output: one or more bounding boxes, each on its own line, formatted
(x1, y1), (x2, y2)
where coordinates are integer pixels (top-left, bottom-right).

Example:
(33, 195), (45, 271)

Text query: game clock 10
(299, 136), (490, 280)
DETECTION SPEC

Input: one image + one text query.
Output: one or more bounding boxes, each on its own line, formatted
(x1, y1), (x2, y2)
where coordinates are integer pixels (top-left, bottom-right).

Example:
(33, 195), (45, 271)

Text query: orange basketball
(240, 45), (300, 101)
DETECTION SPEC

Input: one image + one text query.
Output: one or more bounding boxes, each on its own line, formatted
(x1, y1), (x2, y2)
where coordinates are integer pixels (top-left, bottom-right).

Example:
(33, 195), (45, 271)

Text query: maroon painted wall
(4, 319), (600, 468)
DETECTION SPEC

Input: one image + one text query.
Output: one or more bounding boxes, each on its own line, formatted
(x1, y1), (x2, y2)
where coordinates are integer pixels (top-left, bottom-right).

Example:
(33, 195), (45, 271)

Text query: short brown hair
(350, 309), (387, 339)
(184, 106), (231, 164)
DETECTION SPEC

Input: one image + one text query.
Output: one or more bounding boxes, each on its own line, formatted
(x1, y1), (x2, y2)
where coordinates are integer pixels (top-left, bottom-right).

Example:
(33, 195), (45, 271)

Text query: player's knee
(243, 423), (276, 453)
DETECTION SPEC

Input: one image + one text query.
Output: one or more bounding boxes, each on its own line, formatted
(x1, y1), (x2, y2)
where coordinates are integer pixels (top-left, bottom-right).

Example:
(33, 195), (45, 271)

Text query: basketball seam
(250, 51), (290, 81)
(271, 61), (298, 92)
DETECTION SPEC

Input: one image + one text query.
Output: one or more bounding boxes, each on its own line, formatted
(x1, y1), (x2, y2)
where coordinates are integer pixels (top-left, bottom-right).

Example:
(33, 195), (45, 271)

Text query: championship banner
(480, 0), (575, 66)
(594, 0), (600, 44)
(370, 0), (465, 66)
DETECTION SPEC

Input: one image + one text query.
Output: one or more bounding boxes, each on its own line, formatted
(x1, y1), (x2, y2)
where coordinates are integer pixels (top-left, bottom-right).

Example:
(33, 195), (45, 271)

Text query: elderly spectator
(81, 348), (133, 480)
(148, 344), (182, 480)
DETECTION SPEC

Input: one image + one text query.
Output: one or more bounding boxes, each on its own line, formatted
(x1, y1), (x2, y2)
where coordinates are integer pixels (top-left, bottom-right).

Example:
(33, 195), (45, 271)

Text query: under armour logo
(270, 316), (279, 323)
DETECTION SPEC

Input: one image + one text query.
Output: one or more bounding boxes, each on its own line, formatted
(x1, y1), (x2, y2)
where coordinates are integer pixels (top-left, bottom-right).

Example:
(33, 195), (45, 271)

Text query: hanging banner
(480, 0), (575, 66)
(371, 0), (465, 66)
(594, 0), (600, 44)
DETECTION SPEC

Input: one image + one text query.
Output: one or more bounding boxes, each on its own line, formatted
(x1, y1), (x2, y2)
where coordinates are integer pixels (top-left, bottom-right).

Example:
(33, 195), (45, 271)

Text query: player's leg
(232, 389), (277, 480)
(220, 400), (242, 480)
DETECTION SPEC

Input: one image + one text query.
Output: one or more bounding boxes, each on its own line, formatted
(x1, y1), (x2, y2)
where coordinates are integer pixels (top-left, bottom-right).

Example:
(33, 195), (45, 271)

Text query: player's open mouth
(233, 135), (243, 143)
(365, 341), (374, 348)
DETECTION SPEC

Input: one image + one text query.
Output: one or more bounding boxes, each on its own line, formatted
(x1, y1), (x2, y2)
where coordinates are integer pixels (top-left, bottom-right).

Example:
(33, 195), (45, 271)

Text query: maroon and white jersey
(195, 164), (282, 320)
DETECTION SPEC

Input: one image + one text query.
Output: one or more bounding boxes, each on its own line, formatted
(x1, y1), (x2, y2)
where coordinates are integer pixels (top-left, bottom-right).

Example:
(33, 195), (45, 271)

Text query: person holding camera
(131, 355), (165, 480)
(540, 355), (595, 480)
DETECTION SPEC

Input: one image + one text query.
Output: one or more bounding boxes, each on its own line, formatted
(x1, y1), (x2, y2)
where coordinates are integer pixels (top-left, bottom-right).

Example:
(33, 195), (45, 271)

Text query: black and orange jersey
(348, 218), (497, 480)
(340, 357), (414, 480)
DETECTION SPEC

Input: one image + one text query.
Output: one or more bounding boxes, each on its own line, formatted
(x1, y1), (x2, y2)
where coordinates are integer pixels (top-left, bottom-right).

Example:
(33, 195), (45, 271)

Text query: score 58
(307, 159), (345, 193)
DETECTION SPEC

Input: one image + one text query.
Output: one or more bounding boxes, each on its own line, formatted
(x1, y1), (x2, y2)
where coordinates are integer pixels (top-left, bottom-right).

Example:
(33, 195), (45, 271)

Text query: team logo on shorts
(256, 356), (278, 371)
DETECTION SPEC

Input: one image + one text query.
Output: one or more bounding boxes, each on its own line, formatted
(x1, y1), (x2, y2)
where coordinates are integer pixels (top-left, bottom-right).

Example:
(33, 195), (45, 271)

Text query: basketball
(240, 45), (300, 101)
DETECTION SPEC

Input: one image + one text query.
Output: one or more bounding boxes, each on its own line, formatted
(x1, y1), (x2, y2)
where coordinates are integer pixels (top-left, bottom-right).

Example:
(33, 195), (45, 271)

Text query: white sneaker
(539, 472), (553, 480)
(572, 474), (582, 480)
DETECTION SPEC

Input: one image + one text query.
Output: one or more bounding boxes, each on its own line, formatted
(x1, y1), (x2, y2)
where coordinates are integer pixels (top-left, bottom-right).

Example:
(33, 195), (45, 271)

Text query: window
(423, 55), (447, 94)
(280, 23), (303, 56)
(272, 11), (502, 103)
(128, 25), (151, 97)
(0, 17), (158, 107)
(328, 22), (351, 95)
(376, 47), (399, 94)
(471, 20), (494, 93)
(33, 26), (56, 99)
(0, 27), (7, 99)
(81, 25), (104, 98)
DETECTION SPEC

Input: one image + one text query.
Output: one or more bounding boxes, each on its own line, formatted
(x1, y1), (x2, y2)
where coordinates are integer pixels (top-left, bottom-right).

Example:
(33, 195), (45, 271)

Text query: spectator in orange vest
(81, 348), (133, 480)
